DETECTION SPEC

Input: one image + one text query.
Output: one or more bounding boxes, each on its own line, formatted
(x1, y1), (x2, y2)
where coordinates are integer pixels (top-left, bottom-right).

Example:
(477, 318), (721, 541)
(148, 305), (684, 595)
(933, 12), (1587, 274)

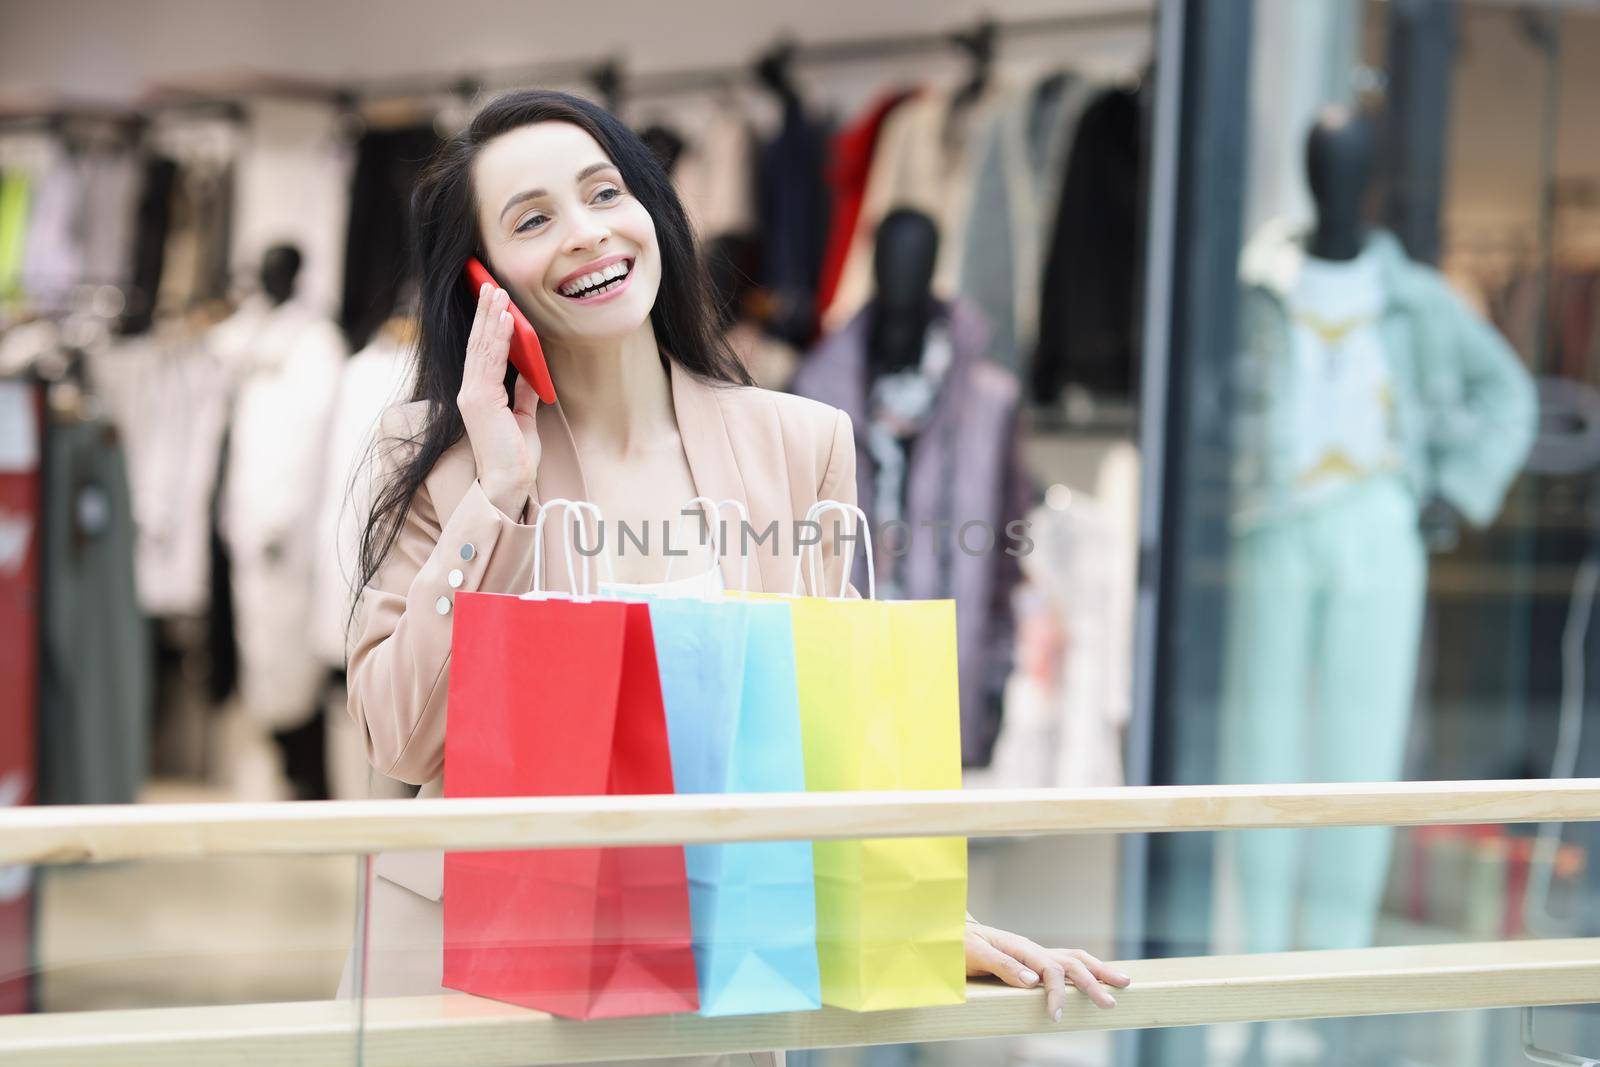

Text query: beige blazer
(337, 358), (858, 1067)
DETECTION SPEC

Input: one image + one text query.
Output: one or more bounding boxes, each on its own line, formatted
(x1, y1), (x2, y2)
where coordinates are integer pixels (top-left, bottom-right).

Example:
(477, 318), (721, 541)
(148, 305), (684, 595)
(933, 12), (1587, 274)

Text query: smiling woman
(479, 135), (657, 328)
(352, 90), (753, 596)
(336, 89), (1126, 1064)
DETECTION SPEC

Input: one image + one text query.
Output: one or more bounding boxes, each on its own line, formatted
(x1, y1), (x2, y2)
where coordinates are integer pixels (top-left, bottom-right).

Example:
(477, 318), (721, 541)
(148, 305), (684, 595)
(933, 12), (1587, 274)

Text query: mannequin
(259, 244), (301, 306)
(1307, 111), (1462, 550)
(865, 208), (939, 380)
(861, 209), (947, 568)
(1224, 105), (1536, 976)
(1225, 110), (1536, 1066)
(211, 242), (348, 800)
(793, 208), (1030, 767)
(1304, 107), (1373, 262)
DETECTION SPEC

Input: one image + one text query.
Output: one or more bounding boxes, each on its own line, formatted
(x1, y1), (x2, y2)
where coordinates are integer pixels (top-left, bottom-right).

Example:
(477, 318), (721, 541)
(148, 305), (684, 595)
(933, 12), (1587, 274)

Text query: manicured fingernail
(1115, 972), (1132, 985)
(1021, 969), (1039, 985)
(1102, 994), (1117, 1008)
(1053, 1007), (1062, 1022)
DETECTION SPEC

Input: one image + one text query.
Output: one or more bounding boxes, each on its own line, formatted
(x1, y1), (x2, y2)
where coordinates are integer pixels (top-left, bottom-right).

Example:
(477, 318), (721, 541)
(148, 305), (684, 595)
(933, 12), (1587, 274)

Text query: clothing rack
(0, 4), (1152, 130)
(623, 7), (1151, 99)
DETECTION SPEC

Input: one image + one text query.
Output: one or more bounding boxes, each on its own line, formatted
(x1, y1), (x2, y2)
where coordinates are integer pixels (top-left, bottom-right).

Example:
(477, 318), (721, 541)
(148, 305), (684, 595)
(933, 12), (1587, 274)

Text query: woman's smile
(555, 255), (635, 304)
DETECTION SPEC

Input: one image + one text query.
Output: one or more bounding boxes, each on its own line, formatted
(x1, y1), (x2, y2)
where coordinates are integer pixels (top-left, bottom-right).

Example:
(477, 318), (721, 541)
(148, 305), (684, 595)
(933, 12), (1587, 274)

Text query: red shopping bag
(441, 589), (700, 1019)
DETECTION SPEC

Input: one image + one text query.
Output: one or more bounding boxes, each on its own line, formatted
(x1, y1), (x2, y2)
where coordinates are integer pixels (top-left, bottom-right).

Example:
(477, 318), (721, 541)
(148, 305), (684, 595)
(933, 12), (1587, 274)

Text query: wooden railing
(6, 780), (1598, 865)
(1, 780), (1596, 1066)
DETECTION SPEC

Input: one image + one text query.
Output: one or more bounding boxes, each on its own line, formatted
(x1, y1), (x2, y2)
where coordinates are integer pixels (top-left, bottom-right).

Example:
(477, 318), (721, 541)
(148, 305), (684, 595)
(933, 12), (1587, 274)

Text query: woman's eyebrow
(499, 161), (620, 224)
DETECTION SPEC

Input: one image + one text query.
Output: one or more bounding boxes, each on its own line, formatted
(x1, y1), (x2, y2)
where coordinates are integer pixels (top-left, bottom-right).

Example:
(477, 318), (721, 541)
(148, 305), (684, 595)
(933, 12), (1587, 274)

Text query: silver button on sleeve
(435, 595), (452, 615)
(448, 568), (464, 589)
(460, 543), (476, 561)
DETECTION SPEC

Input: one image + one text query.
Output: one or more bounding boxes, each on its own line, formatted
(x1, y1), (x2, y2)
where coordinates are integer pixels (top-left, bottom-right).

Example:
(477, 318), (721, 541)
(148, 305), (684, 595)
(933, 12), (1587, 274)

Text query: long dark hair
(352, 89), (751, 620)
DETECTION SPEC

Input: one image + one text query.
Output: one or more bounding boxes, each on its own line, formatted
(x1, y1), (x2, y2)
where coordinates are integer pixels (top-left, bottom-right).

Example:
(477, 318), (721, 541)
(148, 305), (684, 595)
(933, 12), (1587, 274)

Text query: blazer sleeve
(345, 414), (541, 784)
(812, 407), (863, 599)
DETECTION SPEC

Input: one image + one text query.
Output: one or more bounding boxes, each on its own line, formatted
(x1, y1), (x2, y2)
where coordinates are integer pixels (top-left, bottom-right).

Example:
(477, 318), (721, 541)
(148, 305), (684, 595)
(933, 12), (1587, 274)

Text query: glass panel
(348, 828), (1595, 1065)
(0, 851), (366, 1064)
(785, 1010), (1600, 1067)
(1141, 0), (1597, 1060)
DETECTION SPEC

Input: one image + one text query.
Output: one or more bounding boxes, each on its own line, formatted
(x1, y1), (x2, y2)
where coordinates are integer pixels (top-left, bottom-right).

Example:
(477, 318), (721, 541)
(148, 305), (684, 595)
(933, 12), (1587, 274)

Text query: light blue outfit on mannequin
(1221, 221), (1536, 953)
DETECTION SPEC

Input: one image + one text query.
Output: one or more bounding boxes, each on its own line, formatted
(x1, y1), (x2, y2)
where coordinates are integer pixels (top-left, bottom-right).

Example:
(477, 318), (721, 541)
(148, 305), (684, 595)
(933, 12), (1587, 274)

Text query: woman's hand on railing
(964, 919), (1131, 1020)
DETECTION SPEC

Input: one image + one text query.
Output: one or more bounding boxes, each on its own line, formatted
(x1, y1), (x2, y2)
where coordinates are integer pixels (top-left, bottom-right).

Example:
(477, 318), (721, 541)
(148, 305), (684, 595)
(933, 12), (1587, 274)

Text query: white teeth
(560, 260), (632, 297)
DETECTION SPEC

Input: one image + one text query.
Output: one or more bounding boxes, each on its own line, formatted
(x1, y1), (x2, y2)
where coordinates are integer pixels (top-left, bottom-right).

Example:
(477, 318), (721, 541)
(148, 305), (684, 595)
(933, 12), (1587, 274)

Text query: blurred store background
(0, 1), (1598, 1064)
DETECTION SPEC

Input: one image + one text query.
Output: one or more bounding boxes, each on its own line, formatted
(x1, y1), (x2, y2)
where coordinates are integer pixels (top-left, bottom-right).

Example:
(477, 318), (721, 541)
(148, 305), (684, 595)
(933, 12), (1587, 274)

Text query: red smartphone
(464, 256), (557, 404)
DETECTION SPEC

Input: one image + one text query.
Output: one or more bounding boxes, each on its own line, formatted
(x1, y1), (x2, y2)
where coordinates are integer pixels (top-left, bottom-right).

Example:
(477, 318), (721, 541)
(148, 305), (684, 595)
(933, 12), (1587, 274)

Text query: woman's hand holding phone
(458, 282), (542, 519)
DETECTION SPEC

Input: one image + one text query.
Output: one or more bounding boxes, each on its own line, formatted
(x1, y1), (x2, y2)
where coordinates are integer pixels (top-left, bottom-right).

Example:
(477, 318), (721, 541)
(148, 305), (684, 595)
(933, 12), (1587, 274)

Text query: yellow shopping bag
(756, 501), (967, 1012)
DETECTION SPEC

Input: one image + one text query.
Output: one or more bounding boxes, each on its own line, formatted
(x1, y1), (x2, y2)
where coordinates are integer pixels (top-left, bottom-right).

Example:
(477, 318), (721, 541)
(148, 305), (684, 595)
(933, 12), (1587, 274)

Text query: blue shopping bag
(644, 594), (823, 1017)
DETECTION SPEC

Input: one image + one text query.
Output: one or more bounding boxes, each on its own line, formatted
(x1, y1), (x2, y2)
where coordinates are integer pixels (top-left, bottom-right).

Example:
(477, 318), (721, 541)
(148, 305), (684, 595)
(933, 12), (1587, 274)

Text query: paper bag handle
(665, 495), (752, 594)
(791, 499), (874, 600)
(528, 499), (610, 599)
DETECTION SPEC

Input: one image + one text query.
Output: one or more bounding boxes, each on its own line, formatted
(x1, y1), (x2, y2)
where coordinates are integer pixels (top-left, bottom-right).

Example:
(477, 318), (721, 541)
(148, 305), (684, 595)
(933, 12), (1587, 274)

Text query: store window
(1131, 1), (1600, 1064)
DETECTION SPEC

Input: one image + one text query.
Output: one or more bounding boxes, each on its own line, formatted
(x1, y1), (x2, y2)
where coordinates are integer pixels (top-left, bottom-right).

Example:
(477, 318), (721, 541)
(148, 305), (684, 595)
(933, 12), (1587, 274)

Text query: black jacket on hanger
(1031, 87), (1143, 405)
(757, 96), (833, 349)
(118, 155), (179, 336)
(340, 125), (440, 352)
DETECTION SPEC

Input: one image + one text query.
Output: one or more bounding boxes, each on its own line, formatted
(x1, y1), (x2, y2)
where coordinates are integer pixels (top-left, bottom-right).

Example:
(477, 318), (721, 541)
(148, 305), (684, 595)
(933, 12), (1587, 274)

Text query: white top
(596, 563), (725, 599)
(1283, 244), (1399, 505)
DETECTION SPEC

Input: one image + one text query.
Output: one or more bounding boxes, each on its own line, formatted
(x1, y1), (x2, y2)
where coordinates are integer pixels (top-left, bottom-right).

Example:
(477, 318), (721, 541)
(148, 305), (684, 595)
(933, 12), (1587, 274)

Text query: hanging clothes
(667, 93), (757, 241)
(821, 81), (1011, 336)
(793, 298), (1032, 766)
(339, 124), (440, 352)
(85, 322), (232, 618)
(817, 88), (919, 317)
(756, 94), (833, 348)
(230, 99), (355, 320)
(1552, 271), (1599, 383)
(0, 168), (32, 311)
(18, 142), (84, 314)
(980, 450), (1138, 791)
(38, 408), (150, 805)
(958, 70), (1101, 376)
(310, 323), (416, 668)
(1493, 265), (1600, 385)
(210, 293), (347, 730)
(207, 423), (239, 706)
(118, 155), (179, 336)
(1030, 85), (1144, 405)
(76, 143), (139, 291)
(155, 157), (234, 317)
